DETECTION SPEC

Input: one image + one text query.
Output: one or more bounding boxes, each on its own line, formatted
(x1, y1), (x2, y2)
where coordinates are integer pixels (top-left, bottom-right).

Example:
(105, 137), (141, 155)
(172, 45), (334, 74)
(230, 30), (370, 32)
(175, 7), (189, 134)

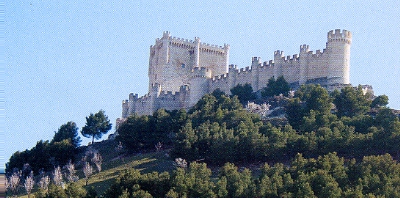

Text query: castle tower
(148, 32), (229, 94)
(273, 50), (284, 78)
(326, 29), (352, 84)
(149, 83), (162, 114)
(188, 67), (212, 107)
(251, 57), (261, 90)
(299, 44), (310, 84)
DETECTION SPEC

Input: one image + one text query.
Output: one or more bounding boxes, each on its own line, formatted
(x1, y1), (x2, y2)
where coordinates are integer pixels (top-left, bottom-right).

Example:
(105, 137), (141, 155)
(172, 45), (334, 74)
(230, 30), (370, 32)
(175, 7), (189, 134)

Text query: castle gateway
(119, 29), (352, 119)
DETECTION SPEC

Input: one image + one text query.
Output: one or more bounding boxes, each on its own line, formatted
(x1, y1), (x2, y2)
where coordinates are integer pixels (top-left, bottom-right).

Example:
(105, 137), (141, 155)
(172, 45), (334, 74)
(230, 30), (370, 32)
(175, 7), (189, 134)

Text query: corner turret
(326, 29), (351, 84)
(162, 31), (171, 39)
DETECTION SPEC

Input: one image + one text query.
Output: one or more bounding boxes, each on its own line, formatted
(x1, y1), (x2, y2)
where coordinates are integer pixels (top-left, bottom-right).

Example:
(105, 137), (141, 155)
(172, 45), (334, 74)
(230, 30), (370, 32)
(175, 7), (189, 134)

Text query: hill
(6, 83), (400, 197)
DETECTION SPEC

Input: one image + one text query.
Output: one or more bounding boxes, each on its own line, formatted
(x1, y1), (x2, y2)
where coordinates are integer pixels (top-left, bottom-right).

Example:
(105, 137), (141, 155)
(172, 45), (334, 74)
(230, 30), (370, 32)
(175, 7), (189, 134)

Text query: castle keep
(120, 29), (352, 119)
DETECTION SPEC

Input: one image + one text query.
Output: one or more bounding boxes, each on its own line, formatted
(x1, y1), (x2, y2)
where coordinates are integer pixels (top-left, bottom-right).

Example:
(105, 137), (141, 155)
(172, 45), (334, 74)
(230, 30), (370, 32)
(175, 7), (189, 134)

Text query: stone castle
(119, 29), (352, 120)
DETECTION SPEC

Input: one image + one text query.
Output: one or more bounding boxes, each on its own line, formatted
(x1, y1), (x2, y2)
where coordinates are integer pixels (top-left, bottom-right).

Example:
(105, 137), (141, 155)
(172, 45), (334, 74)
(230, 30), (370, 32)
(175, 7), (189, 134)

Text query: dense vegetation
(6, 122), (81, 175)
(6, 110), (111, 175)
(111, 82), (400, 197)
(6, 77), (400, 197)
(104, 153), (400, 197)
(117, 84), (400, 165)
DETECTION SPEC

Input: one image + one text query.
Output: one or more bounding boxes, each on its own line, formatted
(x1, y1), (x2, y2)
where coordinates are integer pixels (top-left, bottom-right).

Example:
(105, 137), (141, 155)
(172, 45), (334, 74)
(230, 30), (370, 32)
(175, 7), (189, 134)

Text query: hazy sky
(4, 1), (400, 168)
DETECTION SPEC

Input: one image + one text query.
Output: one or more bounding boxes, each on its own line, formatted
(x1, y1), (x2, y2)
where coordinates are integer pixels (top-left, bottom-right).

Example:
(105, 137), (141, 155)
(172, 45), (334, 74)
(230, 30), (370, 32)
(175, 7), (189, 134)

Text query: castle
(119, 29), (352, 120)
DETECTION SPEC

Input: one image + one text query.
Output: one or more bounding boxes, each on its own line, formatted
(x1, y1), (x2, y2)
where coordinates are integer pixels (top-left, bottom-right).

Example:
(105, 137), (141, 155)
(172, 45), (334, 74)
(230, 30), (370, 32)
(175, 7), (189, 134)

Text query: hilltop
(6, 83), (400, 197)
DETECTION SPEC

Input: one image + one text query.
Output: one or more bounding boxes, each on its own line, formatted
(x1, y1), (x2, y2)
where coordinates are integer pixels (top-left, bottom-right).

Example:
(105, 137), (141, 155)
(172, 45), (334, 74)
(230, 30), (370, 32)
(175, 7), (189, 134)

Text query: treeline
(105, 152), (400, 197)
(6, 110), (112, 175)
(117, 83), (399, 165)
(6, 122), (81, 175)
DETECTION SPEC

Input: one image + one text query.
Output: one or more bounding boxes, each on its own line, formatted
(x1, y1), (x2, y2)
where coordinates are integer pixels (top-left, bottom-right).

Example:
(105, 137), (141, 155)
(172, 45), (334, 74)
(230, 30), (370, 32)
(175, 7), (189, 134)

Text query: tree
(83, 162), (93, 186)
(219, 162), (255, 197)
(81, 110), (112, 144)
(275, 76), (291, 96)
(116, 115), (153, 151)
(65, 183), (87, 198)
(230, 83), (255, 104)
(52, 166), (63, 186)
(38, 175), (50, 191)
(285, 98), (306, 130)
(24, 172), (35, 198)
(303, 84), (332, 115)
(371, 95), (389, 108)
(262, 76), (290, 97)
(7, 171), (21, 197)
(46, 183), (68, 198)
(333, 86), (371, 117)
(91, 152), (102, 172)
(52, 122), (81, 148)
(49, 139), (76, 166)
(64, 160), (78, 183)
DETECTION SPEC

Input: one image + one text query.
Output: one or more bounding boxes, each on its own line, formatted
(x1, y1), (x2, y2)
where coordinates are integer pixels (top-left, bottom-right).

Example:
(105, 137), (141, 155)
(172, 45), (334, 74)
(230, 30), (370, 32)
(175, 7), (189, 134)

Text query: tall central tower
(148, 31), (229, 93)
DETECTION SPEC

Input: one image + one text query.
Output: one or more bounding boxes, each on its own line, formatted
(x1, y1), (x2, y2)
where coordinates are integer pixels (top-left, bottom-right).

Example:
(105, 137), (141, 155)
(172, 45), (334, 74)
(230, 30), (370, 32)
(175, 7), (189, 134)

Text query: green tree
(171, 120), (198, 160)
(219, 162), (255, 197)
(262, 76), (290, 97)
(371, 95), (389, 108)
(46, 183), (68, 198)
(296, 84), (332, 115)
(304, 85), (332, 115)
(311, 170), (342, 198)
(49, 139), (76, 166)
(230, 83), (255, 104)
(81, 110), (112, 144)
(170, 163), (216, 197)
(65, 183), (87, 198)
(116, 115), (152, 151)
(285, 98), (306, 130)
(333, 86), (371, 117)
(211, 88), (226, 99)
(152, 109), (174, 145)
(294, 173), (315, 198)
(51, 121), (81, 148)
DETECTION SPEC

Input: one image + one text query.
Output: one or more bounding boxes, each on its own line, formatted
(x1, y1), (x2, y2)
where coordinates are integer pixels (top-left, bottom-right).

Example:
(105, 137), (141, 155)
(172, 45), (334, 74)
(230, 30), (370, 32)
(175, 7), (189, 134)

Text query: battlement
(211, 73), (229, 82)
(300, 44), (310, 53)
(328, 29), (351, 39)
(252, 57), (261, 64)
(282, 54), (299, 62)
(239, 66), (251, 73)
(155, 32), (228, 54)
(274, 50), (300, 63)
(190, 67), (212, 78)
(162, 31), (170, 38)
(151, 83), (162, 93)
(128, 93), (138, 101)
(229, 64), (238, 69)
(261, 60), (274, 67)
(310, 49), (324, 58)
(274, 50), (284, 58)
(328, 29), (352, 44)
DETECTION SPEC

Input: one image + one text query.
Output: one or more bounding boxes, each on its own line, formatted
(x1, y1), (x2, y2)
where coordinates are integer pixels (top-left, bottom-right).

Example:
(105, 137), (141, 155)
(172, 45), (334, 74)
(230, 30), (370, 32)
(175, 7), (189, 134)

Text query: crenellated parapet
(154, 31), (229, 54)
(300, 44), (309, 53)
(328, 29), (352, 44)
(190, 67), (212, 79)
(238, 66), (251, 74)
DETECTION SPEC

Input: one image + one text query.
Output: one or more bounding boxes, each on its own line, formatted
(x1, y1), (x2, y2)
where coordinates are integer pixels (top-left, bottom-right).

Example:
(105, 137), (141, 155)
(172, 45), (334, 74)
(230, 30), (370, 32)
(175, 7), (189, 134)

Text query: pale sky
(4, 0), (400, 169)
